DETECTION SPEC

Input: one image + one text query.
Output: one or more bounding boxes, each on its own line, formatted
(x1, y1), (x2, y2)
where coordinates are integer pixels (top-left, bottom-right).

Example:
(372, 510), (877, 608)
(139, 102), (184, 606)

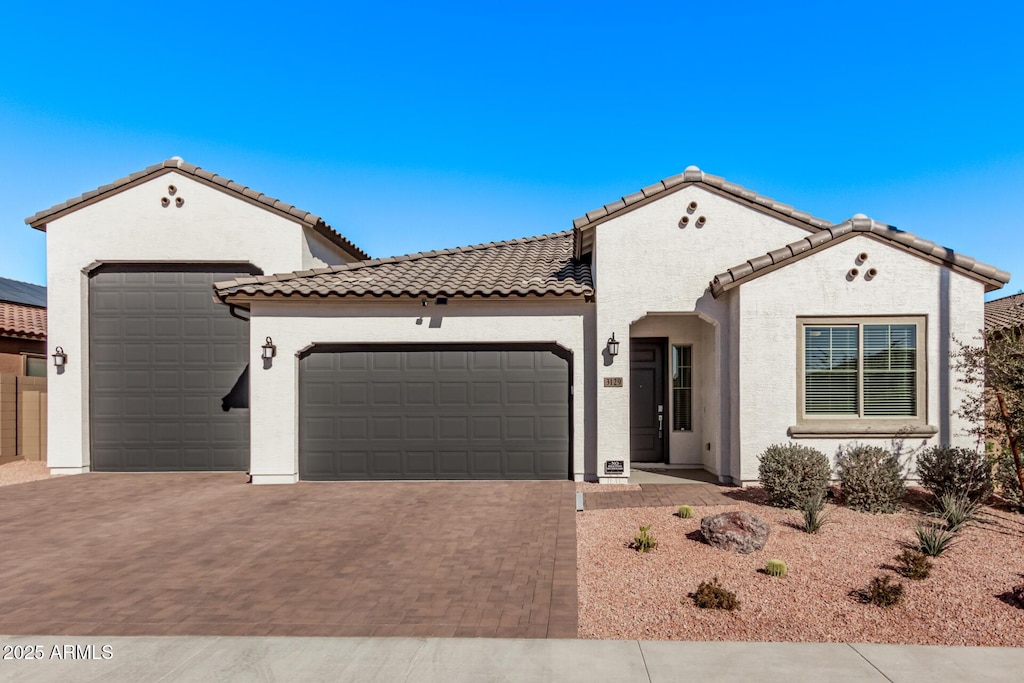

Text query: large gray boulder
(700, 511), (769, 554)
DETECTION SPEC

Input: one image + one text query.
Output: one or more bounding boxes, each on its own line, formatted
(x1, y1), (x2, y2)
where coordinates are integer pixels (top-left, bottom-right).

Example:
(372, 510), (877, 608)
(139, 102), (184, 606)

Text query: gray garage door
(300, 347), (570, 480)
(89, 269), (252, 471)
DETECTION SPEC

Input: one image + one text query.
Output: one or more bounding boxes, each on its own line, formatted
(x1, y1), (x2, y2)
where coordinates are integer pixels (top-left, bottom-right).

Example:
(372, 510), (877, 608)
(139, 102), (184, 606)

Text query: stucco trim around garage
(709, 214), (1011, 296)
(571, 165), (834, 258)
(24, 158), (370, 261)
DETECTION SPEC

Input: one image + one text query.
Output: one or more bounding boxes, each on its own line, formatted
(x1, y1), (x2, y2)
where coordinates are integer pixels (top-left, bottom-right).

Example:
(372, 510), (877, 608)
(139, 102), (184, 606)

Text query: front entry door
(630, 338), (666, 463)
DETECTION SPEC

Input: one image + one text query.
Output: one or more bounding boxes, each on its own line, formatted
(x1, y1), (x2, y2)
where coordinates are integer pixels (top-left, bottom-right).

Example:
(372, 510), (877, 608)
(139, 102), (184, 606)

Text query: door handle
(658, 413), (663, 439)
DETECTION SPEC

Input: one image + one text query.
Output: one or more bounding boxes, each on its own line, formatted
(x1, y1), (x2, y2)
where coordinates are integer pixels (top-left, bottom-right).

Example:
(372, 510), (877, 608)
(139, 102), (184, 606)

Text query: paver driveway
(0, 474), (577, 638)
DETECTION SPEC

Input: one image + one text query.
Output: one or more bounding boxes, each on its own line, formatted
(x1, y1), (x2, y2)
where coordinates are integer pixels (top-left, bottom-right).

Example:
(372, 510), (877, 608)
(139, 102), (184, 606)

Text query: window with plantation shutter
(672, 345), (692, 431)
(799, 317), (925, 426)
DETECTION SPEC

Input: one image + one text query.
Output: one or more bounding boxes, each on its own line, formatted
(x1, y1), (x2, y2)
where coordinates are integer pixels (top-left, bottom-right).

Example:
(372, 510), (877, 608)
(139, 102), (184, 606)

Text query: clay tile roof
(24, 158), (369, 261)
(985, 292), (1024, 332)
(709, 214), (1011, 297)
(0, 301), (47, 339)
(572, 165), (834, 232)
(214, 231), (593, 304)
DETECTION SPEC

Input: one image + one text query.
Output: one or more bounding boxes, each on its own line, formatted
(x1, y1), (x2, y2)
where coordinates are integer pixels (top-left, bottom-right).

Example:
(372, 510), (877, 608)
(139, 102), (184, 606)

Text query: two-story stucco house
(28, 159), (1010, 484)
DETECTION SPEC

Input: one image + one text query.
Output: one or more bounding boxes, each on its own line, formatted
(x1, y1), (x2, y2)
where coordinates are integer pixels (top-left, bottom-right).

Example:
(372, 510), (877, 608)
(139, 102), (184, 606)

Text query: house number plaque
(604, 377), (623, 387)
(605, 460), (624, 475)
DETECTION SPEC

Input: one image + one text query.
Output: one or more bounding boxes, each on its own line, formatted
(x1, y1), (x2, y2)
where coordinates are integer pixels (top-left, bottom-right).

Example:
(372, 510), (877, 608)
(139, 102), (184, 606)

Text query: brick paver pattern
(0, 474), (577, 639)
(583, 483), (733, 510)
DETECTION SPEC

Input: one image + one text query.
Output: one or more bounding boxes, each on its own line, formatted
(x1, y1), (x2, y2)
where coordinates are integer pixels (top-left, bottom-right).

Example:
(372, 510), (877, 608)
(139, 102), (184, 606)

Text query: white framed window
(671, 345), (692, 431)
(797, 317), (927, 427)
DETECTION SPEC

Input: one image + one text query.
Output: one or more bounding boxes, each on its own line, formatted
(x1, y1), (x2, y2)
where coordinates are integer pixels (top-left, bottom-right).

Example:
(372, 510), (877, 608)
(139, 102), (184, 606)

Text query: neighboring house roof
(572, 165), (833, 258)
(709, 214), (1012, 297)
(24, 158), (370, 261)
(0, 277), (46, 307)
(0, 301), (47, 339)
(985, 292), (1024, 333)
(214, 231), (593, 304)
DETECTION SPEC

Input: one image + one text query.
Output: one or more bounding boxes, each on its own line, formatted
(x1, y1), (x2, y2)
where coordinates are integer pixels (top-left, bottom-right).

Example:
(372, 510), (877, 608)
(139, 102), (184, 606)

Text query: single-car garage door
(89, 267), (253, 471)
(300, 346), (570, 480)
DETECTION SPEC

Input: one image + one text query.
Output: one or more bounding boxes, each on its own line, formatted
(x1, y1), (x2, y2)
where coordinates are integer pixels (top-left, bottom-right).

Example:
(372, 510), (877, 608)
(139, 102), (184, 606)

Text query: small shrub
(799, 492), (829, 533)
(692, 577), (740, 611)
(894, 549), (932, 580)
(916, 522), (957, 557)
(866, 575), (904, 607)
(932, 492), (981, 532)
(764, 559), (788, 577)
(677, 505), (694, 519)
(836, 444), (906, 513)
(994, 451), (1024, 512)
(757, 443), (831, 509)
(631, 525), (657, 553)
(916, 445), (993, 502)
(1010, 583), (1024, 608)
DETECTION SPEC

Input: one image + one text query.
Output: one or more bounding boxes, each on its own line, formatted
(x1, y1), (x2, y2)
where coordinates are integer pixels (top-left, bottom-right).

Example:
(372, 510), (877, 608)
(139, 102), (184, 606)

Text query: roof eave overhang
(710, 231), (1009, 298)
(572, 181), (825, 260)
(217, 290), (594, 309)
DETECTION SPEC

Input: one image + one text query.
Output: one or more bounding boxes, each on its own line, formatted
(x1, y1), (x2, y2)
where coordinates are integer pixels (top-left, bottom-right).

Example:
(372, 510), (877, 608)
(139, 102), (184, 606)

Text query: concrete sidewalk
(2, 636), (1022, 682)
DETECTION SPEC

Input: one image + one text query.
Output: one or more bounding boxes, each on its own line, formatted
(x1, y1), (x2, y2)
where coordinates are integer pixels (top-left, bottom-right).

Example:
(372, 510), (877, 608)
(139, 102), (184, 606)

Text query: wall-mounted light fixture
(52, 346), (67, 367)
(261, 337), (277, 360)
(607, 333), (620, 357)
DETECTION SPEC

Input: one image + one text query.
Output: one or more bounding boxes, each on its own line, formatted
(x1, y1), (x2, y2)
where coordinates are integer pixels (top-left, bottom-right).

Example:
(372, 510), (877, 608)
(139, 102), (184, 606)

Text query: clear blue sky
(1, 1), (1021, 300)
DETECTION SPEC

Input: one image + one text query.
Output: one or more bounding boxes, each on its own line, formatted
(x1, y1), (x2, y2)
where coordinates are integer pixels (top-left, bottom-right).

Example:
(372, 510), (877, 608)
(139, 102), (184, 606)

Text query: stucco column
(248, 316), (299, 484)
(595, 311), (631, 483)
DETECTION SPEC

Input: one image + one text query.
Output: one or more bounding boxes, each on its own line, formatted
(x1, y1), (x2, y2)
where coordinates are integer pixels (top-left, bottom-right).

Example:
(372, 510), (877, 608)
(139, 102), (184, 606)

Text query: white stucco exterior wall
(246, 299), (592, 484)
(735, 234), (986, 482)
(592, 184), (815, 482)
(43, 170), (355, 474)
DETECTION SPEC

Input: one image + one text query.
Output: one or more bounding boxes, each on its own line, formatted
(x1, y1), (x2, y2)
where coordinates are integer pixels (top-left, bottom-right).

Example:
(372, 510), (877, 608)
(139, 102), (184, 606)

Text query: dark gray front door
(630, 338), (666, 463)
(89, 268), (252, 471)
(299, 347), (570, 480)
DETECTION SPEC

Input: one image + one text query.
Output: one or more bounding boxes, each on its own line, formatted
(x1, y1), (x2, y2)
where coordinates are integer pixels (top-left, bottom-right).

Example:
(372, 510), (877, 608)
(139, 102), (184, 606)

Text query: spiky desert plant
(916, 522), (957, 557)
(800, 491), (829, 533)
(677, 505), (694, 519)
(765, 559), (788, 577)
(932, 492), (981, 533)
(631, 525), (657, 553)
(895, 549), (932, 580)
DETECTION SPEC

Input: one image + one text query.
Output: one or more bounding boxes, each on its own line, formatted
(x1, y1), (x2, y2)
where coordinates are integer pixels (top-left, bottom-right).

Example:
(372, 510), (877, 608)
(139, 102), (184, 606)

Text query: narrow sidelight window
(672, 345), (692, 431)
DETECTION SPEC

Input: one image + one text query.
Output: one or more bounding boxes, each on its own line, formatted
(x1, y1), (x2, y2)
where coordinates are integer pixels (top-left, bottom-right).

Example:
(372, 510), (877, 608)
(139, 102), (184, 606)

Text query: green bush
(836, 444), (906, 513)
(916, 445), (993, 502)
(994, 451), (1024, 512)
(764, 559), (788, 577)
(677, 505), (694, 519)
(757, 443), (831, 509)
(631, 525), (657, 553)
(895, 549), (932, 580)
(692, 577), (740, 611)
(866, 575), (904, 607)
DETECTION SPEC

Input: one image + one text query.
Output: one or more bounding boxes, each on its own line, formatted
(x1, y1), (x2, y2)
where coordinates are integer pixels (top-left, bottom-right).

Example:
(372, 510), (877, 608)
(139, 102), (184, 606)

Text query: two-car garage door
(299, 347), (570, 480)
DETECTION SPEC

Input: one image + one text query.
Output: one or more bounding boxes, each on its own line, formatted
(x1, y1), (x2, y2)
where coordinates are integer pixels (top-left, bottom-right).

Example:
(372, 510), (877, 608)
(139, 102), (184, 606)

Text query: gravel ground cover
(577, 488), (1024, 645)
(0, 460), (50, 487)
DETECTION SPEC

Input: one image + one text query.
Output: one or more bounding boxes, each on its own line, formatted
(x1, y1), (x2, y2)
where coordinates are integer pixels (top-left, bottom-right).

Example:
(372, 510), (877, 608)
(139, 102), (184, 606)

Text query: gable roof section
(572, 166), (833, 258)
(985, 292), (1024, 332)
(25, 158), (370, 261)
(0, 301), (47, 339)
(709, 214), (1011, 297)
(214, 230), (593, 305)
(0, 277), (46, 308)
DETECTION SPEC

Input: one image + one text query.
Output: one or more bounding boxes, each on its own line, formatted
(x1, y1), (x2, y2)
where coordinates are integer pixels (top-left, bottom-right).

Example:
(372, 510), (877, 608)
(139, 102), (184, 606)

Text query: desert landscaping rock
(700, 510), (769, 554)
(0, 460), (50, 487)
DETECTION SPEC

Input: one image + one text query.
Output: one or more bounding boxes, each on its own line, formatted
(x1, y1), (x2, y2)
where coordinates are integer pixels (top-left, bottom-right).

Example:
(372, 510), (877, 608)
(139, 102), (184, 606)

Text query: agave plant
(932, 492), (981, 533)
(916, 522), (957, 557)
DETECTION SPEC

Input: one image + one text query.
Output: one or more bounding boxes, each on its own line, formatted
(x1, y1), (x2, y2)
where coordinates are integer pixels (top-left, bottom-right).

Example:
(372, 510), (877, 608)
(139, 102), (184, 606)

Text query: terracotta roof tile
(986, 292), (1024, 332)
(25, 158), (369, 261)
(709, 215), (1011, 297)
(215, 231), (593, 304)
(0, 302), (46, 339)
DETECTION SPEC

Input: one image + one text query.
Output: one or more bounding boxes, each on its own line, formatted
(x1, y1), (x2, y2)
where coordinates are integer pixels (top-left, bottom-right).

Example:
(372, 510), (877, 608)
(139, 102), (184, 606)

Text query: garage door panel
(90, 270), (250, 471)
(299, 348), (569, 480)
